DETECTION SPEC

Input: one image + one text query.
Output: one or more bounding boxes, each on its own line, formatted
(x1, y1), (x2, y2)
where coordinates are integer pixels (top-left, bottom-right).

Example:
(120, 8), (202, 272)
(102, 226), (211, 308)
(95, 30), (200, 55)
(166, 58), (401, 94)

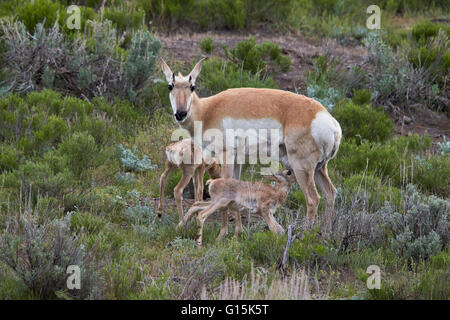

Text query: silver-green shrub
(0, 211), (97, 299)
(117, 144), (156, 172)
(0, 19), (161, 100)
(437, 137), (450, 156)
(124, 204), (157, 239)
(379, 185), (449, 261)
(329, 184), (448, 260)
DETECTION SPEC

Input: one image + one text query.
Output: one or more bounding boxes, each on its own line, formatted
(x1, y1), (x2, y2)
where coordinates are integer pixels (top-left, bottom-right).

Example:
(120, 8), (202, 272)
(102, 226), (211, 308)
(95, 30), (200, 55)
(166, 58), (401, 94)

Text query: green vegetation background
(0, 0), (448, 300)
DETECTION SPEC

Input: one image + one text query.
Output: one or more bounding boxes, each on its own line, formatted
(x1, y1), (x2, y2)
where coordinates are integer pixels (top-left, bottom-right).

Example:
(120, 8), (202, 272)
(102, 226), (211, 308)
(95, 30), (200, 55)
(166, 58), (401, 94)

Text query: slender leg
(314, 163), (336, 233)
(197, 199), (230, 246)
(232, 163), (243, 237)
(196, 164), (206, 201)
(216, 208), (229, 241)
(260, 206), (285, 234)
(180, 203), (208, 227)
(158, 161), (176, 217)
(174, 167), (195, 223)
(289, 158), (321, 228)
(192, 168), (200, 202)
(233, 210), (243, 238)
(297, 168), (320, 226)
(219, 160), (237, 237)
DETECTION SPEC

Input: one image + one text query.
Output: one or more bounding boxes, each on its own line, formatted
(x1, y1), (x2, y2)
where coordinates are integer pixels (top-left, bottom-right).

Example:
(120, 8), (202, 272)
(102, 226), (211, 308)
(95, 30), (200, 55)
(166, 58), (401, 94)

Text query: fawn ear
(160, 57), (174, 83)
(188, 57), (207, 85)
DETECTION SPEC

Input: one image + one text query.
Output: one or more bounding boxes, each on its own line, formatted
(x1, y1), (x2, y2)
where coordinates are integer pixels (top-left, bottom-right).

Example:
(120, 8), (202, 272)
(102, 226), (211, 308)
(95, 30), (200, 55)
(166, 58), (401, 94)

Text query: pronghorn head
(160, 57), (206, 123)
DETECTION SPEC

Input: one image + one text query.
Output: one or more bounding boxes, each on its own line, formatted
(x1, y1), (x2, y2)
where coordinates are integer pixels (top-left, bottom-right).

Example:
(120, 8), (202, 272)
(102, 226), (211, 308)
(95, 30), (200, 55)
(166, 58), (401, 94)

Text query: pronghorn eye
(168, 84), (173, 91)
(190, 84), (196, 92)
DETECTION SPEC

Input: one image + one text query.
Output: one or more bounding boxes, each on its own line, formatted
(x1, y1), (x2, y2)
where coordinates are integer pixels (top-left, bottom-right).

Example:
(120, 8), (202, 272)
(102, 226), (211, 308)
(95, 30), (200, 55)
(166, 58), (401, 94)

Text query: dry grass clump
(201, 267), (319, 300)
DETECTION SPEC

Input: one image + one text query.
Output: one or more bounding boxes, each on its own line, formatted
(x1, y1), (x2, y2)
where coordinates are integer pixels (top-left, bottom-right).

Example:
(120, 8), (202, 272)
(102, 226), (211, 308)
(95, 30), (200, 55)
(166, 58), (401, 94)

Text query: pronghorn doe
(158, 138), (221, 223)
(160, 57), (342, 231)
(181, 169), (297, 245)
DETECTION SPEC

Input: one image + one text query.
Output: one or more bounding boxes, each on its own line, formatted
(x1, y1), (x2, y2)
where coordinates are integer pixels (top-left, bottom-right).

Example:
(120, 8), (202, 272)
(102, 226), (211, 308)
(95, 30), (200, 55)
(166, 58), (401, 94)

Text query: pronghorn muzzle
(174, 111), (187, 122)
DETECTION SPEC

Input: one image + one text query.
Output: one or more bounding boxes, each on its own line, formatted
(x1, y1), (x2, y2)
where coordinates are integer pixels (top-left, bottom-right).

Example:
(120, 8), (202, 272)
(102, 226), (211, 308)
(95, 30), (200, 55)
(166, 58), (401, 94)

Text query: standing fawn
(158, 138), (221, 223)
(160, 57), (342, 231)
(181, 169), (297, 245)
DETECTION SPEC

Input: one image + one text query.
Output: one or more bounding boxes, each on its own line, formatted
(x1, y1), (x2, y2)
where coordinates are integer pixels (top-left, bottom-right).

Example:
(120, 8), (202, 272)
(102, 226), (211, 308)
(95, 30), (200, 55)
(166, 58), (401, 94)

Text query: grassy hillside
(0, 0), (448, 299)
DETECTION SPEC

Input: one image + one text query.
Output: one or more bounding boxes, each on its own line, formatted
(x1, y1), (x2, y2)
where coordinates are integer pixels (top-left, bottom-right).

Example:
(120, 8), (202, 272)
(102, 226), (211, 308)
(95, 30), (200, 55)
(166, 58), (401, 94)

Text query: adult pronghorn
(160, 57), (342, 229)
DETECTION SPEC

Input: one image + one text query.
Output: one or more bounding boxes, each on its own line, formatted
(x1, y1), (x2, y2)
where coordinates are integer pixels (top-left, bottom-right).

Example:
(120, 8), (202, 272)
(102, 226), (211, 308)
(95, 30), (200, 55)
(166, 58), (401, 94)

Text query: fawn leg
(158, 161), (176, 217)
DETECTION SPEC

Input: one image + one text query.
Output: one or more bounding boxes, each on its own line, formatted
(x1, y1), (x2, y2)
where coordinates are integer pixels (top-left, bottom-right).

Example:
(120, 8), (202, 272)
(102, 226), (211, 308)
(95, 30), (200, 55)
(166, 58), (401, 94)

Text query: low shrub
(104, 251), (143, 299)
(199, 37), (216, 54)
(332, 102), (394, 143)
(380, 185), (449, 261)
(363, 31), (449, 110)
(145, 0), (294, 31)
(15, 0), (61, 32)
(383, 28), (409, 49)
(117, 145), (156, 173)
(197, 0), (246, 30)
(198, 57), (278, 95)
(0, 211), (97, 299)
(219, 240), (253, 279)
(351, 88), (372, 105)
(289, 228), (329, 266)
(223, 37), (291, 74)
(389, 133), (432, 155)
(59, 132), (98, 177)
(343, 173), (402, 208)
(412, 154), (450, 197)
(70, 211), (107, 234)
(437, 137), (450, 156)
(242, 231), (285, 266)
(0, 144), (21, 172)
(0, 19), (161, 100)
(332, 133), (437, 194)
(328, 189), (386, 252)
(332, 139), (399, 179)
(411, 20), (449, 45)
(306, 55), (365, 110)
(2, 155), (74, 198)
(104, 4), (145, 33)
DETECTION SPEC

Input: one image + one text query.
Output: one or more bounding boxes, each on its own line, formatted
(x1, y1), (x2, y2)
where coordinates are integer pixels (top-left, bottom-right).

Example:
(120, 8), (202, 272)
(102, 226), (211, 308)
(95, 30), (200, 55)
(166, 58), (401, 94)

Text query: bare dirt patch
(391, 104), (449, 145)
(156, 30), (366, 92)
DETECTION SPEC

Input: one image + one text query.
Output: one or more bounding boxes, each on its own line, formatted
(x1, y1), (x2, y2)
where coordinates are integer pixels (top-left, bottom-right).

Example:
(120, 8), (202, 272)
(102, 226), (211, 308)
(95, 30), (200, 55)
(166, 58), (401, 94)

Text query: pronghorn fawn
(181, 169), (297, 245)
(160, 57), (342, 231)
(158, 138), (221, 223)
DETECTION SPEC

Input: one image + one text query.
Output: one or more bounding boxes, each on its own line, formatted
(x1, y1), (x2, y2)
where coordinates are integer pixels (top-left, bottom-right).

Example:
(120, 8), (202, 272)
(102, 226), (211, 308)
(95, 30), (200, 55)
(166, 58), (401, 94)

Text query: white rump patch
(310, 111), (342, 162)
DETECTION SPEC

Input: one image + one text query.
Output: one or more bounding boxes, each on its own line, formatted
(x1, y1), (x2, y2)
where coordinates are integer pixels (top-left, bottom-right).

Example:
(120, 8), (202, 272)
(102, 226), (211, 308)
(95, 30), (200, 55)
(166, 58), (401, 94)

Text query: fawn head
(205, 157), (222, 179)
(265, 169), (296, 188)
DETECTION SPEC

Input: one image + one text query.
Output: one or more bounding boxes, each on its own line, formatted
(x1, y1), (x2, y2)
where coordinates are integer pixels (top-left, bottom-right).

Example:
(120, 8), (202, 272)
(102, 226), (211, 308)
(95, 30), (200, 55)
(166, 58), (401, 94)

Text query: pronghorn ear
(160, 57), (174, 83)
(188, 57), (207, 85)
